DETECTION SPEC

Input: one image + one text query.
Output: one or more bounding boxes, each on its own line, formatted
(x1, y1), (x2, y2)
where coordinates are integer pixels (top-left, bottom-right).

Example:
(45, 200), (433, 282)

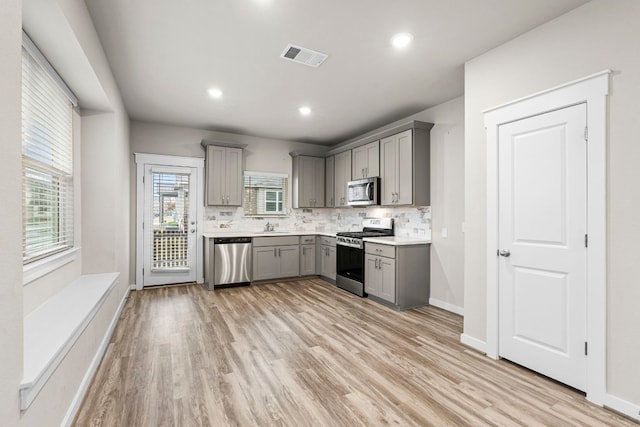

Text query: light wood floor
(74, 279), (635, 426)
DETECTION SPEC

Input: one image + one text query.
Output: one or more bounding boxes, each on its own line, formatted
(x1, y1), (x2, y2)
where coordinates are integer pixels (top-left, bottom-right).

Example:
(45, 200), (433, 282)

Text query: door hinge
(584, 126), (588, 142)
(143, 175), (145, 184)
(585, 234), (588, 248)
(142, 268), (144, 277)
(584, 341), (588, 356)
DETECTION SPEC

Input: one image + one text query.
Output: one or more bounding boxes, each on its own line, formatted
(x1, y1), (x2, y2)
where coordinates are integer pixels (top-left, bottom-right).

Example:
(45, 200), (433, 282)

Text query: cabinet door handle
(274, 248), (277, 257)
(278, 248), (281, 257)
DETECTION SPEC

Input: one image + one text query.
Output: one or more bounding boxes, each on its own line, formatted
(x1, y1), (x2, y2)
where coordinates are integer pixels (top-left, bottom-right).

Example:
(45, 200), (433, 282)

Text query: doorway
(484, 71), (610, 404)
(135, 153), (204, 289)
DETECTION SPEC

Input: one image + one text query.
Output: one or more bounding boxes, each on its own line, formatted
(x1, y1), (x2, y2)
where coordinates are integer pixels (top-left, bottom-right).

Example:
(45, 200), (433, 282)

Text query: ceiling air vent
(280, 44), (328, 68)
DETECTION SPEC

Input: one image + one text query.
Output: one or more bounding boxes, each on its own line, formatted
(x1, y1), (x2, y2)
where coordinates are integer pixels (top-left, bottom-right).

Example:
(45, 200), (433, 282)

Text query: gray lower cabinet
(300, 236), (316, 276)
(319, 236), (336, 281)
(252, 236), (300, 281)
(365, 251), (396, 303)
(300, 245), (316, 275)
(364, 242), (430, 310)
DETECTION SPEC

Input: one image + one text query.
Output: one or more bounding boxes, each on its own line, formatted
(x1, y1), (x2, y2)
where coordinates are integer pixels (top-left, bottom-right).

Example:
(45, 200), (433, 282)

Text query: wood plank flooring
(74, 279), (636, 426)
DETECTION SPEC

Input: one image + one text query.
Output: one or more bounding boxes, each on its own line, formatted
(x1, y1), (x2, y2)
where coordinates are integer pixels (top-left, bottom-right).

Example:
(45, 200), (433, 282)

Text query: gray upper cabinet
(292, 155), (325, 208)
(380, 126), (431, 206)
(206, 145), (243, 206)
(352, 140), (379, 180)
(325, 156), (335, 207)
(334, 150), (351, 207)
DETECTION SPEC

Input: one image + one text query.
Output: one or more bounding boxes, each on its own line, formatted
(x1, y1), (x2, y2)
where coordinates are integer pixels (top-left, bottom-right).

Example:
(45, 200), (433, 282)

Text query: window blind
(22, 42), (75, 264)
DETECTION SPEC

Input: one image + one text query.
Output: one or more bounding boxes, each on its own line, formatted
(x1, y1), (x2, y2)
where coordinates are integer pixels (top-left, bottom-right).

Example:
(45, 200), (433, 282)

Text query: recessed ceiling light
(299, 106), (312, 116)
(207, 88), (223, 99)
(391, 33), (413, 48)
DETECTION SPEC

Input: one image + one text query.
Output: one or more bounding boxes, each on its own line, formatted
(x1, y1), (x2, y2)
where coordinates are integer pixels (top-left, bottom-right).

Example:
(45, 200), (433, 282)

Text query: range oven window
(336, 244), (363, 283)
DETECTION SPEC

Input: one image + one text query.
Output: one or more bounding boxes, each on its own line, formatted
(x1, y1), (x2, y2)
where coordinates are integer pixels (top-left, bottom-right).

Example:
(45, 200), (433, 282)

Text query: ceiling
(85, 0), (589, 145)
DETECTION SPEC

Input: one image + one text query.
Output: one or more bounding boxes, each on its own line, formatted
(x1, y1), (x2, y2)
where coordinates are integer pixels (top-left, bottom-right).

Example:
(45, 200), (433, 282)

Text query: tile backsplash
(203, 206), (431, 239)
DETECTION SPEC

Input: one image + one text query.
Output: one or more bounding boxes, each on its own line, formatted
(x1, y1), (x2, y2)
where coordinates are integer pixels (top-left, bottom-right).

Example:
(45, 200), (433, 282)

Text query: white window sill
(23, 248), (80, 286)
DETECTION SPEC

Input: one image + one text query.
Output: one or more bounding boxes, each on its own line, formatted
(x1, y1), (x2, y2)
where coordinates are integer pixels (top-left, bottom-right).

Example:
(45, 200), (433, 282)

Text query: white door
(143, 165), (198, 286)
(498, 103), (587, 391)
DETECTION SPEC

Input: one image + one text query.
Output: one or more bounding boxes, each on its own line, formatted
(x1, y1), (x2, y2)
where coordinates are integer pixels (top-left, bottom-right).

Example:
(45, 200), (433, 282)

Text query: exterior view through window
(151, 172), (191, 270)
(243, 172), (288, 216)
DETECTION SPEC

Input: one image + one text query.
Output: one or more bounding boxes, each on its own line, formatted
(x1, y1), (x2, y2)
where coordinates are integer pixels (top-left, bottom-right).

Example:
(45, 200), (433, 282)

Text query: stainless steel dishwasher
(211, 237), (252, 287)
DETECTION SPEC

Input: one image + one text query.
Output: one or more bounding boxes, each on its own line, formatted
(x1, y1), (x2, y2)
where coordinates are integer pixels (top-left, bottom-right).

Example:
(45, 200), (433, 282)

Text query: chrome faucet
(264, 222), (274, 232)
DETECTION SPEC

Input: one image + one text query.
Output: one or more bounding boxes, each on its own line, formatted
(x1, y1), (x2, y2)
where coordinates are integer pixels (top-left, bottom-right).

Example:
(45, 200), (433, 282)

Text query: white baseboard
(460, 333), (487, 354)
(429, 298), (464, 316)
(61, 287), (130, 427)
(603, 393), (640, 423)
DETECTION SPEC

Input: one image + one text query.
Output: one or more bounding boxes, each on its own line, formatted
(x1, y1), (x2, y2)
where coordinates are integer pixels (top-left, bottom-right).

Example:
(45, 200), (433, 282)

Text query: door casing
(135, 153), (205, 290)
(484, 70), (610, 405)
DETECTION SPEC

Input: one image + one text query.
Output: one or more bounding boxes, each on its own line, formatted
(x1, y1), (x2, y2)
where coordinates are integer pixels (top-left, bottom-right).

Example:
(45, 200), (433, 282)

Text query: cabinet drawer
(300, 235), (316, 245)
(252, 236), (300, 247)
(320, 236), (336, 247)
(365, 242), (395, 258)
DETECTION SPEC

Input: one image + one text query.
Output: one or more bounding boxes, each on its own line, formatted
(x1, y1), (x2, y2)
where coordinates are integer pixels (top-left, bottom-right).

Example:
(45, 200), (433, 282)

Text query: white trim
(484, 71), (610, 404)
(429, 297), (464, 316)
(23, 247), (80, 285)
(602, 393), (640, 423)
(483, 70), (611, 115)
(134, 152), (204, 168)
(134, 153), (205, 290)
(460, 333), (487, 354)
(61, 286), (130, 427)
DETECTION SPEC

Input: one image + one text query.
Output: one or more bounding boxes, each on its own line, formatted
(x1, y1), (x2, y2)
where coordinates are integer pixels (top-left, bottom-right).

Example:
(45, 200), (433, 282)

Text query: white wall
(464, 0), (640, 409)
(0, 0), (133, 425)
(0, 1), (24, 425)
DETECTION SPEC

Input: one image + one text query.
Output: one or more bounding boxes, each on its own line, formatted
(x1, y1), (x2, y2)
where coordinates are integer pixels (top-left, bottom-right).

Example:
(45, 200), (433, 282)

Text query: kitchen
(3, 0), (640, 426)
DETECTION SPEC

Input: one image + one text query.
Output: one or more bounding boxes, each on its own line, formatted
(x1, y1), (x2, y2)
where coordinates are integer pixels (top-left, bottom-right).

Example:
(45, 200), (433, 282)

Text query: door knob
(498, 249), (511, 257)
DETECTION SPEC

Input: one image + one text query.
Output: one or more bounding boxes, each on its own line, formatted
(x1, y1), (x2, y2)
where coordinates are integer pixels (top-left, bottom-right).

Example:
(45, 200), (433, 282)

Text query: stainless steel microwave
(347, 177), (380, 206)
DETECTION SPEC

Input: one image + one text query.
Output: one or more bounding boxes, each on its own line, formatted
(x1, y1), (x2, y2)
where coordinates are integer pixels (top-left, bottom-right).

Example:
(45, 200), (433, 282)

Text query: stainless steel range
(336, 218), (393, 296)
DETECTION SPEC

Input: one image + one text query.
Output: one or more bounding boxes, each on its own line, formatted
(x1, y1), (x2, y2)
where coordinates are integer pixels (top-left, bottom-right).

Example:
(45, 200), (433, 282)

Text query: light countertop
(363, 236), (432, 246)
(202, 231), (336, 239)
(202, 231), (430, 246)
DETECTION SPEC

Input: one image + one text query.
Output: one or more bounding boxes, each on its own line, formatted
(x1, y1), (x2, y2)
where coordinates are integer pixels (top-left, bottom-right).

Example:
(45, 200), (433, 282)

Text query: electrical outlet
(441, 227), (448, 238)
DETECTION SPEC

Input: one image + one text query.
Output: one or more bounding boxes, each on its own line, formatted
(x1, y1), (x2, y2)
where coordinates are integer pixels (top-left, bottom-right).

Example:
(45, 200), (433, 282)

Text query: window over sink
(243, 171), (288, 216)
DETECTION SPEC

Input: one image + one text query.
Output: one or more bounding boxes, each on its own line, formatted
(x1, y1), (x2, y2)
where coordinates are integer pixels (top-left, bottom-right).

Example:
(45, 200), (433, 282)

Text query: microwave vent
(280, 44), (328, 68)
